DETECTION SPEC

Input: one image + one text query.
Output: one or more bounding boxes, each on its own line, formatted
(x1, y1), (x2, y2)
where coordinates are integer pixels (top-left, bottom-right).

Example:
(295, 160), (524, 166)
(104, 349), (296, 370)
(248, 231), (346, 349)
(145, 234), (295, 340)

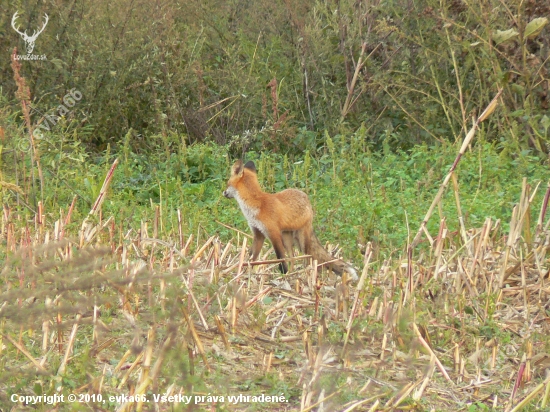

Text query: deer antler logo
(11, 12), (49, 54)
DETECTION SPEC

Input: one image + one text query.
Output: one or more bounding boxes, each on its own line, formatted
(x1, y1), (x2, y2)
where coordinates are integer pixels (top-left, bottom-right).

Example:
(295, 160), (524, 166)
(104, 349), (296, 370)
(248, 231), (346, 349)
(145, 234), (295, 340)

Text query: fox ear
(244, 161), (256, 173)
(232, 160), (244, 176)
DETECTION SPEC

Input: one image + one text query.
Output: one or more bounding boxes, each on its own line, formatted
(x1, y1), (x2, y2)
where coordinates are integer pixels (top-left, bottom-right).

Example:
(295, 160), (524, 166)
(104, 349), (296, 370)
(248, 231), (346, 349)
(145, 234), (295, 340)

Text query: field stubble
(2, 148), (550, 412)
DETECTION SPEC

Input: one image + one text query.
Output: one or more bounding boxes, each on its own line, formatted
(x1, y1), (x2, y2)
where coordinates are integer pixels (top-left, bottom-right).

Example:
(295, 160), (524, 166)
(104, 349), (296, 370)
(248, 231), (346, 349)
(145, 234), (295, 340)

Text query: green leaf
(49, 58), (65, 70)
(493, 28), (518, 45)
(524, 17), (548, 39)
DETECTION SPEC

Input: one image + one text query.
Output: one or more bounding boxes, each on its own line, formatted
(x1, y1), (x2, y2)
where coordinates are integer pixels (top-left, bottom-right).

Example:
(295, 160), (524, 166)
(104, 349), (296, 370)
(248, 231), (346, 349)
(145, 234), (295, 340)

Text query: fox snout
(223, 188), (233, 198)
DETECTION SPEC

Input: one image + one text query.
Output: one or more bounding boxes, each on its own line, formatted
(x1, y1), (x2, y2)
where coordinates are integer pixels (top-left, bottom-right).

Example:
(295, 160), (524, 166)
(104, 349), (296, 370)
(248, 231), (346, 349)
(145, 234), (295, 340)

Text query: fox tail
(297, 230), (358, 281)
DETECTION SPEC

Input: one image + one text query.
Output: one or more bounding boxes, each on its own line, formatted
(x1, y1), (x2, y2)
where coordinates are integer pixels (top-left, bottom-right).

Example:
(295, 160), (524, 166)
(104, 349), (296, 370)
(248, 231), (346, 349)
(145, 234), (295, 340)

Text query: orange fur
(223, 160), (357, 280)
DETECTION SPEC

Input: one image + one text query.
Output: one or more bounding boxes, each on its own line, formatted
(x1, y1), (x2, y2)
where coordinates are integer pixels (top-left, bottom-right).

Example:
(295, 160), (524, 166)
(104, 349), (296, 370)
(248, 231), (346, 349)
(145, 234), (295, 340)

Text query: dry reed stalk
(341, 42), (367, 119)
(300, 344), (326, 411)
(470, 218), (491, 283)
(265, 298), (290, 317)
(3, 333), (47, 371)
(412, 323), (452, 383)
(54, 218), (60, 241)
(187, 343), (195, 376)
(56, 309), (63, 353)
(454, 343), (460, 374)
(215, 219), (252, 238)
(122, 328), (154, 411)
(41, 317), (49, 354)
(180, 276), (209, 330)
(380, 333), (387, 362)
(521, 250), (530, 324)
(214, 315), (230, 349)
(383, 381), (415, 408)
(236, 236), (247, 277)
(458, 356), (465, 383)
(535, 182), (550, 241)
(90, 337), (116, 358)
(404, 250), (413, 305)
(340, 393), (387, 412)
(220, 239), (232, 263)
(413, 355), (436, 400)
(271, 313), (286, 339)
(139, 220), (147, 249)
(245, 286), (272, 309)
(499, 180), (538, 286)
(433, 219), (447, 280)
(264, 352), (273, 373)
(280, 335), (302, 343)
(342, 243), (372, 355)
(509, 377), (550, 412)
(299, 390), (340, 412)
(508, 353), (527, 410)
(11, 48), (44, 202)
(367, 400), (381, 412)
(368, 296), (378, 317)
(92, 159), (119, 215)
(213, 237), (220, 267)
(500, 204), (518, 286)
(80, 158), (119, 246)
(181, 305), (211, 371)
(36, 201), (43, 236)
(204, 244), (215, 269)
(134, 377), (151, 412)
(189, 235), (215, 282)
(116, 352), (144, 389)
(182, 233), (193, 257)
(229, 286), (240, 332)
(312, 259), (319, 321)
(491, 342), (497, 370)
(408, 90), (503, 274)
(57, 314), (82, 376)
(542, 377), (550, 408)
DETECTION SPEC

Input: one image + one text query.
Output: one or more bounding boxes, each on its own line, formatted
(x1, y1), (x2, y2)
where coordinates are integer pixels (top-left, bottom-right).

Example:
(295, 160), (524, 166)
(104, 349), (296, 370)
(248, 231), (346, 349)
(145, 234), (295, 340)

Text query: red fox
(223, 160), (358, 281)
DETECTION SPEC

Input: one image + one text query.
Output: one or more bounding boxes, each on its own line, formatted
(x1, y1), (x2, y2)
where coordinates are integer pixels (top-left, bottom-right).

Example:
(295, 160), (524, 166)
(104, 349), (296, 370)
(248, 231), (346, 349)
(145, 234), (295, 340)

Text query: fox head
(223, 160), (257, 198)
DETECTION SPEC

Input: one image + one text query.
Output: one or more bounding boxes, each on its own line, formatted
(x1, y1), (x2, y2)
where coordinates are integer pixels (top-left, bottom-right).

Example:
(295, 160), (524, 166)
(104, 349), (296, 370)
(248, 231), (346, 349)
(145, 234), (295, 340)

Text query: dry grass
(2, 163), (550, 412)
(3, 84), (550, 411)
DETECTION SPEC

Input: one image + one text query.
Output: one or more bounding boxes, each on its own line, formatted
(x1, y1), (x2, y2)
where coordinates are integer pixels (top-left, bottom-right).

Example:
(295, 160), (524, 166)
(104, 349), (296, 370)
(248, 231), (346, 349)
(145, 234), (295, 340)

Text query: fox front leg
(268, 231), (288, 274)
(283, 231), (295, 272)
(250, 227), (265, 261)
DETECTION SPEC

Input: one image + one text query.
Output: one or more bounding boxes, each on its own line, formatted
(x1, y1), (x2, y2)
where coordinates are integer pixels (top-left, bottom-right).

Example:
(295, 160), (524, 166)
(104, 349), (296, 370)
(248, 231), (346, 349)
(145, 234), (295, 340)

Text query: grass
(2, 132), (550, 411)
(3, 84), (550, 410)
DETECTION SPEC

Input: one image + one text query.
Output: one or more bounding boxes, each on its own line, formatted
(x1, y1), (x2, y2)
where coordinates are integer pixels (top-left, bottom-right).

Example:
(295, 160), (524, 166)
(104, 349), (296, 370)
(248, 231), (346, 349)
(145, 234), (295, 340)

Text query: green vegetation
(1, 0), (549, 153)
(3, 133), (550, 264)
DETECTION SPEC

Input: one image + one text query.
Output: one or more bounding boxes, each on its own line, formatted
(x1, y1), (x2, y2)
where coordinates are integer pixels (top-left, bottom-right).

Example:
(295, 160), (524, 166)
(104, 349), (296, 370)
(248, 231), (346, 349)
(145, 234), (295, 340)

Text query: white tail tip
(346, 267), (358, 282)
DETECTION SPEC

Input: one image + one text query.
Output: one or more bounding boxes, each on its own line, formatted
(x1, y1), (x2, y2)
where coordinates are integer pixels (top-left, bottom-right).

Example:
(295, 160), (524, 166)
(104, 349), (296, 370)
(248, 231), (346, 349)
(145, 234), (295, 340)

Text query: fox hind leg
(283, 231), (295, 272)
